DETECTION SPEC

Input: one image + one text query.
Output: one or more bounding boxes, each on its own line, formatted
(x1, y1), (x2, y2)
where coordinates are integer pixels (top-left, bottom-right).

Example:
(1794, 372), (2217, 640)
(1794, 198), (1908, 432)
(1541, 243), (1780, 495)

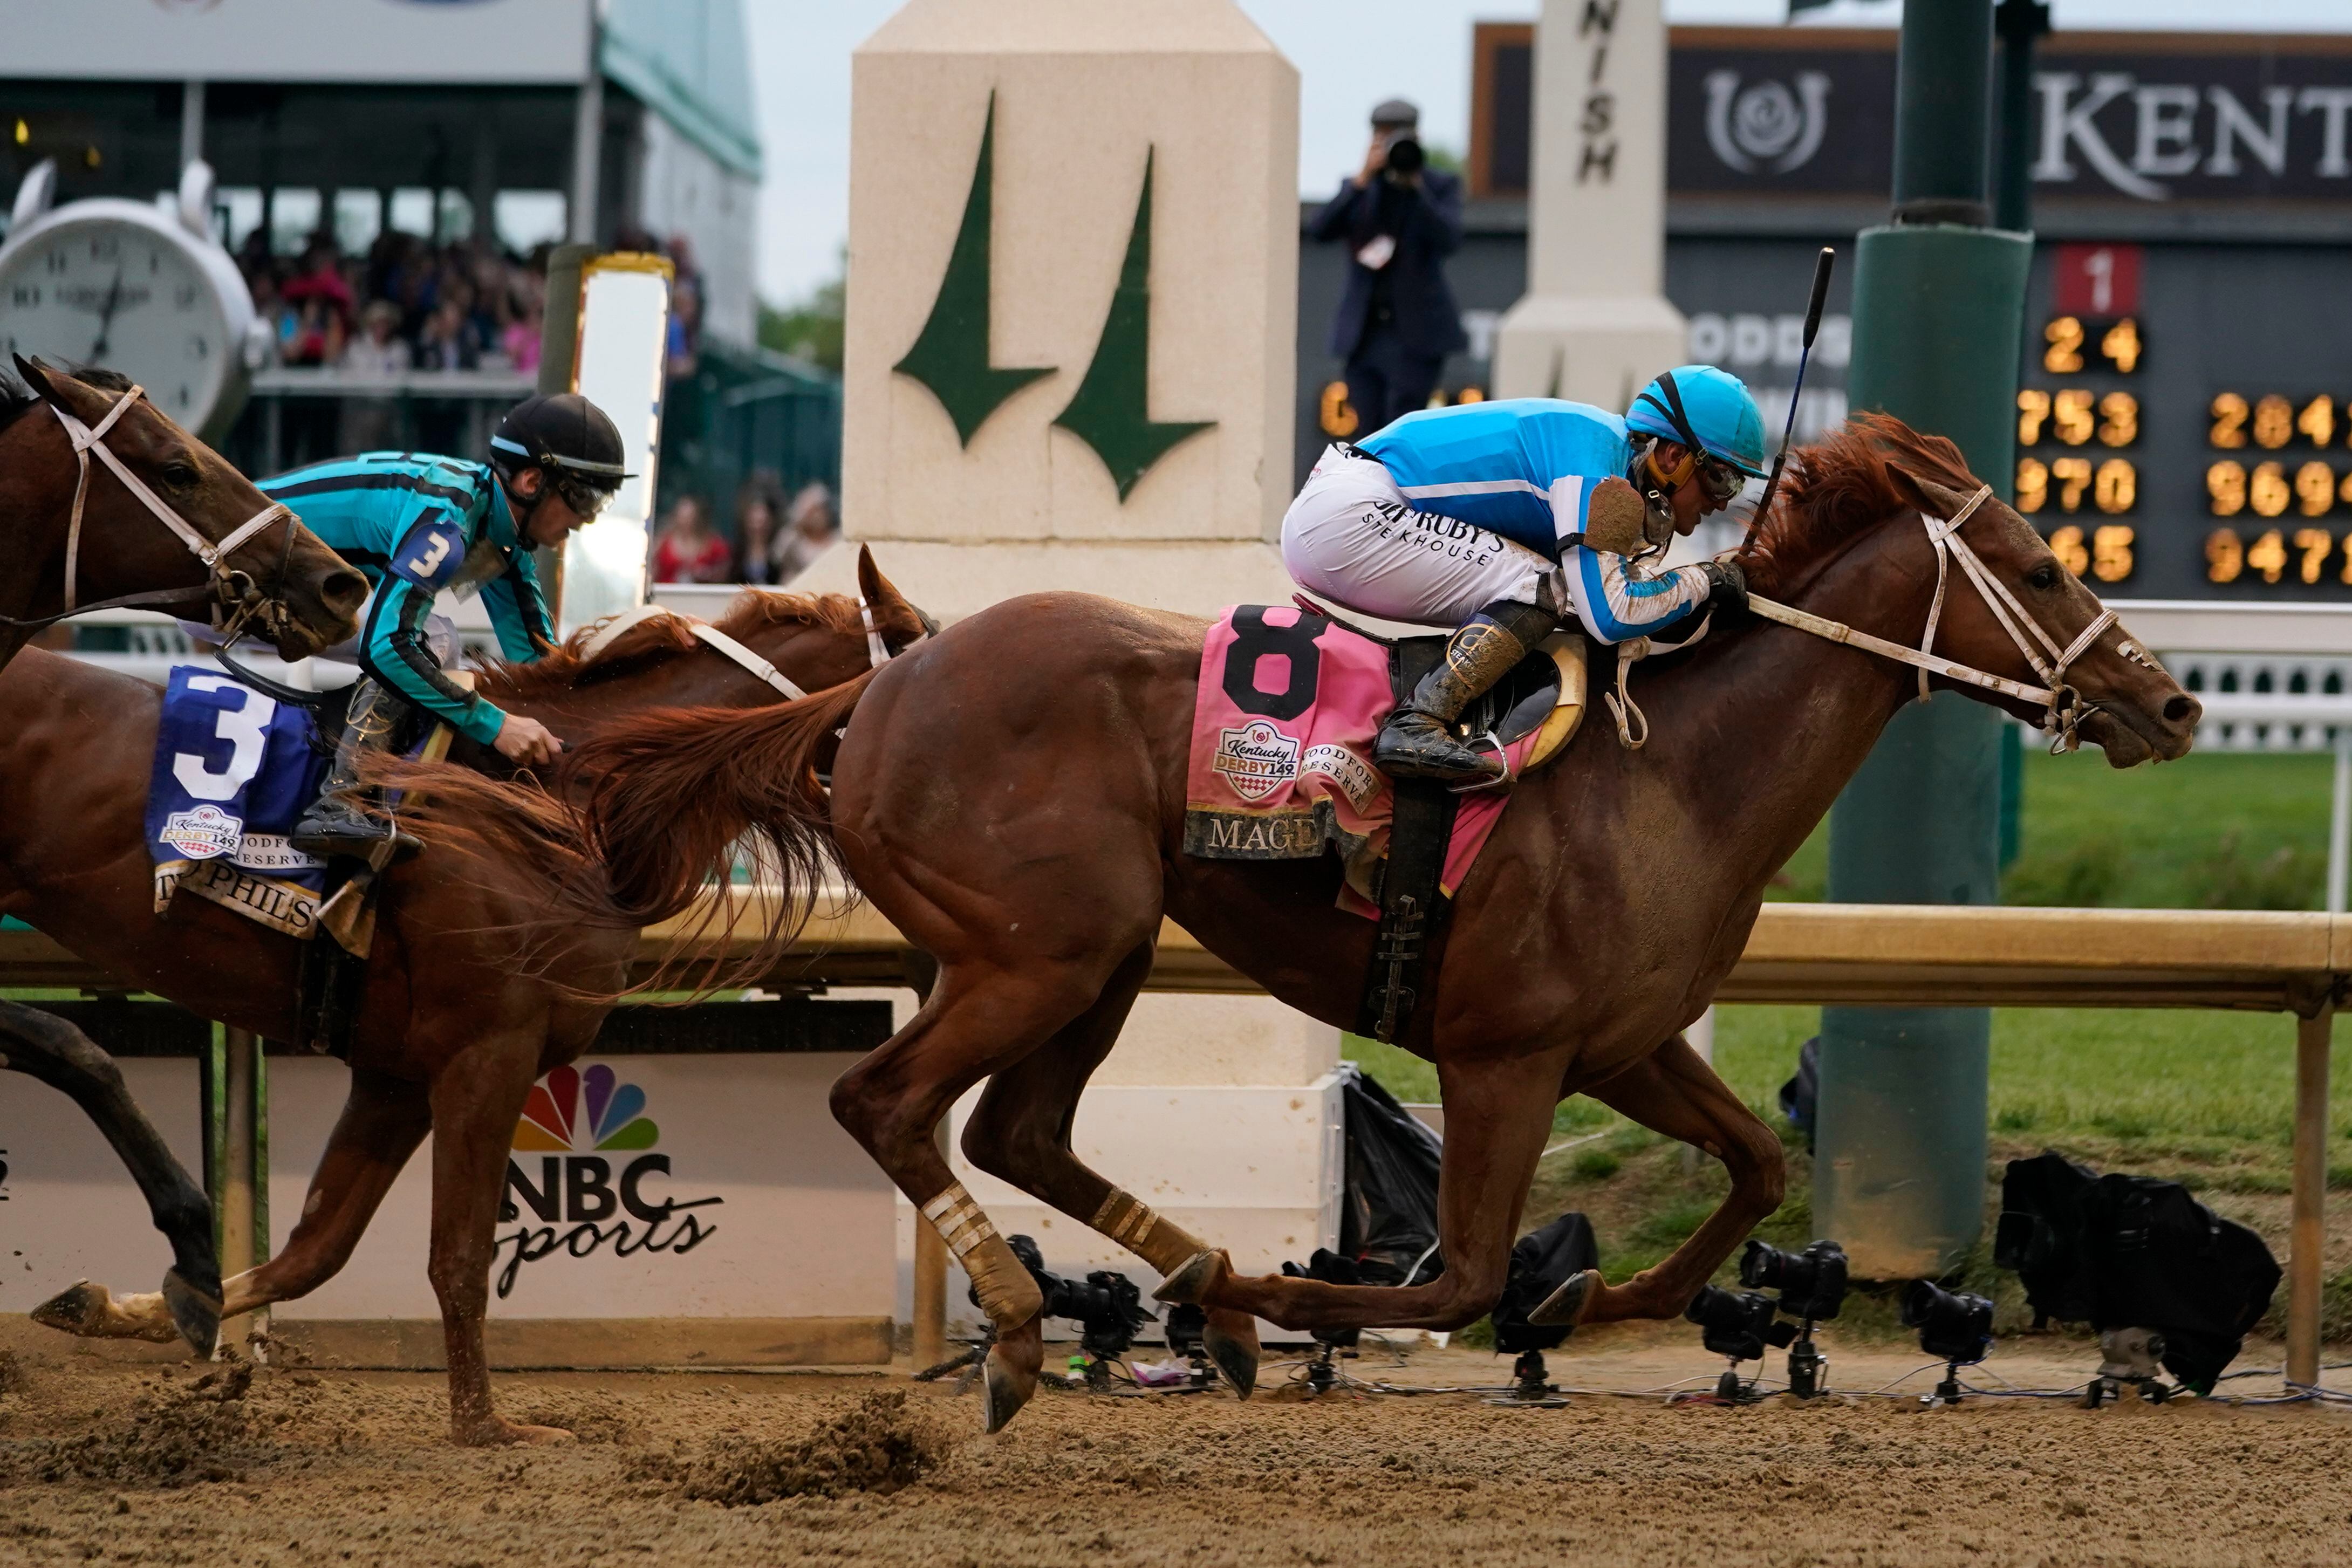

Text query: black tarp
(1489, 1212), (1601, 1353)
(1335, 1063), (1445, 1286)
(1994, 1150), (2281, 1392)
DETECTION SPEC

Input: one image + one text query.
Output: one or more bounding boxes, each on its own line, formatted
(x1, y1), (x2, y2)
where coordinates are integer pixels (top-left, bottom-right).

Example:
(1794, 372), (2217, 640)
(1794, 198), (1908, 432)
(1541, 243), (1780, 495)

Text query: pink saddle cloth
(1181, 604), (1540, 918)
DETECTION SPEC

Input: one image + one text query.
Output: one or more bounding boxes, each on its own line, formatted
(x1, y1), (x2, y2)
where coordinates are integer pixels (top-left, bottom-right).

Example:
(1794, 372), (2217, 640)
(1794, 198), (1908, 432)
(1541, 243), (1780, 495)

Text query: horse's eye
(162, 463), (199, 488)
(2028, 564), (2060, 592)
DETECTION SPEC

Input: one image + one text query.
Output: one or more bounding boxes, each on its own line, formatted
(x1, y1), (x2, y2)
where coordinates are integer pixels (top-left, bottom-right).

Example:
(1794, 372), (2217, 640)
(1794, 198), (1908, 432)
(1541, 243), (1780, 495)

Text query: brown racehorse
(0, 359), (366, 670)
(2, 553), (931, 1445)
(388, 415), (2202, 1434)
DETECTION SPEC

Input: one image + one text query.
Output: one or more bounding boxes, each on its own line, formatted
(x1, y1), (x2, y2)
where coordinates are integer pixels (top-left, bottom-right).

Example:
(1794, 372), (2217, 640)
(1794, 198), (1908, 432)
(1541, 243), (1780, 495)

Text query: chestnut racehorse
(2, 553), (930, 1445)
(0, 358), (366, 670)
(391, 416), (2201, 1434)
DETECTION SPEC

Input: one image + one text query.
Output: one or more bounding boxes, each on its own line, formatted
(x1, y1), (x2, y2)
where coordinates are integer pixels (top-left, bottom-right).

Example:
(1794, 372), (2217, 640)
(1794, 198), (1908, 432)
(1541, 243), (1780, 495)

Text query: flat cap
(1370, 98), (1420, 127)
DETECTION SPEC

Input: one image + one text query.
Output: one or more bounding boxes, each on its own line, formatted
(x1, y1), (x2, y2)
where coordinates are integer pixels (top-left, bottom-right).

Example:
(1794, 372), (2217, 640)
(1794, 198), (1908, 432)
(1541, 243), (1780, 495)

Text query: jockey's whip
(1748, 247), (1836, 531)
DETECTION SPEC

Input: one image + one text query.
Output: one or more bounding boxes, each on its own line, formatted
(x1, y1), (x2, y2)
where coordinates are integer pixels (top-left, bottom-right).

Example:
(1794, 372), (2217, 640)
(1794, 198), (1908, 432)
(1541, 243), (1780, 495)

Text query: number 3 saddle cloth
(145, 665), (455, 953)
(1181, 602), (1586, 917)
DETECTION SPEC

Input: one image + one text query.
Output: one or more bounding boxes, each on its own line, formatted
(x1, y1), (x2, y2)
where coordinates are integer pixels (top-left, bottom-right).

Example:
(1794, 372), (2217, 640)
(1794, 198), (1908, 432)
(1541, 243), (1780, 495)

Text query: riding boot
(1374, 600), (1562, 783)
(289, 679), (402, 860)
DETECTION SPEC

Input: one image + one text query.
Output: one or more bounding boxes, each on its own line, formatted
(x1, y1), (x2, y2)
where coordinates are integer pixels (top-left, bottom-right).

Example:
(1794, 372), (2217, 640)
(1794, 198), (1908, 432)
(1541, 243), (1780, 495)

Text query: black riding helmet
(489, 393), (632, 521)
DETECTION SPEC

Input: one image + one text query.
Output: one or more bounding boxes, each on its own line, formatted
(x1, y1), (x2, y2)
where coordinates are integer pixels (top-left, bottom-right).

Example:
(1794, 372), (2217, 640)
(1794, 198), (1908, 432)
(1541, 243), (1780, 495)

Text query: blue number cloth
(146, 667), (331, 938)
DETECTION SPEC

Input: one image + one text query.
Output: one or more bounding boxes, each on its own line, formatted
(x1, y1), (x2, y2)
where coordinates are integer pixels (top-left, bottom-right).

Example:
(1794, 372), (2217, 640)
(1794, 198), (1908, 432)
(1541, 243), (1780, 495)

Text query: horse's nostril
(320, 569), (370, 615)
(2164, 694), (2200, 726)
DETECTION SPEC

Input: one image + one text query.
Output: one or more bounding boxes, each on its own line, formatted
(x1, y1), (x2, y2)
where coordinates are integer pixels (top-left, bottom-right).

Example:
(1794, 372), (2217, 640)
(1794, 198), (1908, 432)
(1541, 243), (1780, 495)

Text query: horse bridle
(1610, 483), (2141, 754)
(578, 590), (925, 697)
(1745, 482), (2134, 752)
(4, 383), (302, 637)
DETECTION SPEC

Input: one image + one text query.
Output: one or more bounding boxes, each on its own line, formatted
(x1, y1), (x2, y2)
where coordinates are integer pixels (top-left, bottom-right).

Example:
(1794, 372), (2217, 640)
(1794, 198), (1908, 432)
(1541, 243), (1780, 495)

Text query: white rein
(1616, 483), (2136, 754)
(578, 588), (918, 697)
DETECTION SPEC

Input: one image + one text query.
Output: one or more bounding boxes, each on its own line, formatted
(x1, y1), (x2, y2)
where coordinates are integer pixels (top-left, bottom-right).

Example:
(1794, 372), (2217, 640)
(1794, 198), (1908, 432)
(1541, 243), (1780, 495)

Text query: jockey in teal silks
(1281, 366), (1768, 784)
(256, 392), (630, 857)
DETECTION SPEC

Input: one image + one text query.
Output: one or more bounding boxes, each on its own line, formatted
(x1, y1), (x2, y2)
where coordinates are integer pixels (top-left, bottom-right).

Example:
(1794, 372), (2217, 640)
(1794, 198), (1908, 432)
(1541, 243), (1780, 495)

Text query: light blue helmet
(1626, 365), (1769, 479)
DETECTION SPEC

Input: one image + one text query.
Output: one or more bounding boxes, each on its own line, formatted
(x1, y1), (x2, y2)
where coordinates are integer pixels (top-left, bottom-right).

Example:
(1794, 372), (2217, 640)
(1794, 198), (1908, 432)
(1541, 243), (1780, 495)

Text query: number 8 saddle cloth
(1182, 601), (1587, 917)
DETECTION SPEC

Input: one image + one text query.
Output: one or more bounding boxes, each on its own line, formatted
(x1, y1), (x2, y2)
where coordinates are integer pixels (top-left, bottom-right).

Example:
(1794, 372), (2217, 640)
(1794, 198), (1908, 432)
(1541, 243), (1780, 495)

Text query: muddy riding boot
(289, 679), (403, 861)
(1374, 601), (1561, 784)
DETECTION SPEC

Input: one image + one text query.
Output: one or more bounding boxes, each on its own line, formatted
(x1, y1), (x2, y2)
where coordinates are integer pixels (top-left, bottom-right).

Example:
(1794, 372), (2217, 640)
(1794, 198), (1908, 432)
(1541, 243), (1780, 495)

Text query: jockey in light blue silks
(1281, 365), (1769, 784)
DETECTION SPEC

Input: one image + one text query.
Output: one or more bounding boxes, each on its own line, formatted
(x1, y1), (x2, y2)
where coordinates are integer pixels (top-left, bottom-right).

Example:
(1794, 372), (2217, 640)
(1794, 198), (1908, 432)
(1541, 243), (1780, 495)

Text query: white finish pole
(1491, 0), (1685, 407)
(1686, 1005), (1717, 1067)
(179, 81), (205, 172)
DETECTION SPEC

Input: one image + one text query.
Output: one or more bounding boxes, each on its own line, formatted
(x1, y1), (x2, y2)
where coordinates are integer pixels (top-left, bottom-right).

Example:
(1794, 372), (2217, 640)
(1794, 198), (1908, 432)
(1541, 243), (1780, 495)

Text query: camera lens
(1385, 134), (1425, 176)
(1739, 1239), (1790, 1291)
(1900, 1280), (1994, 1364)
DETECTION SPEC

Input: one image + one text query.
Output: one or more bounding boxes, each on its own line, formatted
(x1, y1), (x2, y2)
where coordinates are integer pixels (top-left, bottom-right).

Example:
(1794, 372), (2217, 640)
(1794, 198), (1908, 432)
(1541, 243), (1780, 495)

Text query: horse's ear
(856, 544), (926, 649)
(13, 353), (61, 401)
(1884, 460), (1965, 523)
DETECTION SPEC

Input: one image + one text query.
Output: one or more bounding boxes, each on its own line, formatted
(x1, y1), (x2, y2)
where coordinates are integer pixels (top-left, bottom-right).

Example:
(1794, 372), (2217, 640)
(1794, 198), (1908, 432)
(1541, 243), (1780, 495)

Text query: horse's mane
(476, 589), (871, 702)
(0, 364), (135, 439)
(1738, 411), (1978, 599)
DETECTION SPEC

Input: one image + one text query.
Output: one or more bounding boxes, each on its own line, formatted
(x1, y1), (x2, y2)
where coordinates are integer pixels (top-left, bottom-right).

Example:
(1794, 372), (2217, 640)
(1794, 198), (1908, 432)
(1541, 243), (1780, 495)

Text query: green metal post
(1815, 0), (2033, 1279)
(1993, 1), (2052, 235)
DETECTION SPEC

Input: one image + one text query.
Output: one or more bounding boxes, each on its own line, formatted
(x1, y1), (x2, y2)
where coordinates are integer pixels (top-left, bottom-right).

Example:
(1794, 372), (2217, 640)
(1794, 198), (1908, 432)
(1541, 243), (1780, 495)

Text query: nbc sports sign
(265, 1051), (895, 1344)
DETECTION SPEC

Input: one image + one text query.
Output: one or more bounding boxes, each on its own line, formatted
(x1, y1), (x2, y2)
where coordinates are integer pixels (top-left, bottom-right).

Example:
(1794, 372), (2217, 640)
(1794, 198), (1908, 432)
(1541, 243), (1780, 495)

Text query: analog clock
(0, 160), (264, 441)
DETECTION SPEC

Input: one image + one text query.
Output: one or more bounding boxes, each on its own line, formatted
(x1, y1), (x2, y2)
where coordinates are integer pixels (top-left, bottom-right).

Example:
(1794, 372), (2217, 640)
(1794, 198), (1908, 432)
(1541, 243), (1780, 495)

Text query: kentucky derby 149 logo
(1213, 720), (1301, 803)
(495, 1064), (721, 1298)
(158, 803), (241, 860)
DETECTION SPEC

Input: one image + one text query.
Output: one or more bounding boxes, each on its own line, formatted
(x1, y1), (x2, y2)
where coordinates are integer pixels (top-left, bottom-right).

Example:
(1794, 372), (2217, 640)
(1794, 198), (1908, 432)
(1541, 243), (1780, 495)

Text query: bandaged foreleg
(922, 1182), (1043, 1327)
(1091, 1188), (1216, 1278)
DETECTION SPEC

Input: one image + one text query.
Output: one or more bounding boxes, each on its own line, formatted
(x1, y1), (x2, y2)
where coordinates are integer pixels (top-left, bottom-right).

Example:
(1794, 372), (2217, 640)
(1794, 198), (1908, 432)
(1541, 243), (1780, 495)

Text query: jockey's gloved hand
(1698, 558), (1749, 616)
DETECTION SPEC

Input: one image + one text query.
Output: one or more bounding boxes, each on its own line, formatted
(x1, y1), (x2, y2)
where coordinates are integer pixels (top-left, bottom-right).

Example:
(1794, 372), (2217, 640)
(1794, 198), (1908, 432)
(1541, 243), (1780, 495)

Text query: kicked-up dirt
(0, 1327), (2347, 1567)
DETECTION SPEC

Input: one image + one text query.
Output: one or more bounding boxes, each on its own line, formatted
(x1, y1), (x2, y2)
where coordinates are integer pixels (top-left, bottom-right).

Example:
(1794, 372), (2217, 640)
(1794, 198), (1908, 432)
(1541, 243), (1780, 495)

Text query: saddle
(294, 680), (465, 1060)
(1297, 596), (1588, 775)
(1181, 599), (1587, 1043)
(1291, 598), (1588, 1044)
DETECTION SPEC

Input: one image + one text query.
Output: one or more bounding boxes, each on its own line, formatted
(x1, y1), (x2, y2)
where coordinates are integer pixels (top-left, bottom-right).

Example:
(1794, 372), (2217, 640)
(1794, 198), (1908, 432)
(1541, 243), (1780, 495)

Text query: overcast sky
(744, 0), (2352, 309)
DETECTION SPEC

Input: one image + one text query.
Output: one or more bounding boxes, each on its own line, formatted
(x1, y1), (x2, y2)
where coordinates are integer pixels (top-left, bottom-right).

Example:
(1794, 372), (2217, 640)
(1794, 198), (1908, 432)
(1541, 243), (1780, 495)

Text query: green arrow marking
(893, 93), (1054, 448)
(1052, 149), (1215, 501)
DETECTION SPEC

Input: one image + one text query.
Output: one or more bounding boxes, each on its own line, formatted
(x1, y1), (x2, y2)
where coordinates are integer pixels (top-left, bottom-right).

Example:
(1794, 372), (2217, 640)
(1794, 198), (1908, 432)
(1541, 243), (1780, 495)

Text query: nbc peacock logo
(515, 1063), (660, 1152)
(495, 1063), (721, 1297)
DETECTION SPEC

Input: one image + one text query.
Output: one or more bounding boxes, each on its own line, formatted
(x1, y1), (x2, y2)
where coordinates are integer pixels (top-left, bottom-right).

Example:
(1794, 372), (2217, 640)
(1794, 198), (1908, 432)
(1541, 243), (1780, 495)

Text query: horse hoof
(1202, 1307), (1260, 1400)
(455, 1418), (576, 1448)
(1527, 1268), (1602, 1328)
(980, 1313), (1043, 1434)
(1151, 1250), (1224, 1306)
(162, 1270), (223, 1358)
(30, 1280), (108, 1336)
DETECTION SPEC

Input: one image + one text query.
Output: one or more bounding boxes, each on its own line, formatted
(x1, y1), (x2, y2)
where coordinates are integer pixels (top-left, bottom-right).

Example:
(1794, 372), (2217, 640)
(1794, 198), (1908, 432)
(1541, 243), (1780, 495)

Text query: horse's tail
(368, 669), (877, 993)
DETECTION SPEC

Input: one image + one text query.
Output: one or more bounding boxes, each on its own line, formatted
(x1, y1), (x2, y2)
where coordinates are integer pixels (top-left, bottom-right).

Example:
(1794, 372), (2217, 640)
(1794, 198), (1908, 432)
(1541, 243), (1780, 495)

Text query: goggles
(1695, 454), (1748, 506)
(551, 469), (620, 521)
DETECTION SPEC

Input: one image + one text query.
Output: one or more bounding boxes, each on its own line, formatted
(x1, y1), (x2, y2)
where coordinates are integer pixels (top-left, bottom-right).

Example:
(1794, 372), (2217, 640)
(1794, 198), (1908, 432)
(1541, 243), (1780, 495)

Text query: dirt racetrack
(2, 1328), (2348, 1567)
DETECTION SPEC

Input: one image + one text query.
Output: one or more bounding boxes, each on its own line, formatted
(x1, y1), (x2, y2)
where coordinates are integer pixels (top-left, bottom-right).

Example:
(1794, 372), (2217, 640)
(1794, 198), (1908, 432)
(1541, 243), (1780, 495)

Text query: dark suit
(1309, 167), (1469, 435)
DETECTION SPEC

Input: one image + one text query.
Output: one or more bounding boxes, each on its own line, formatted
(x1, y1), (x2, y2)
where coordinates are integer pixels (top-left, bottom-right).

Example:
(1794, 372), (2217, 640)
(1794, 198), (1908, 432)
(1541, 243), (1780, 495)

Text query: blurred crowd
(650, 479), (840, 587)
(238, 220), (829, 590)
(235, 224), (705, 380)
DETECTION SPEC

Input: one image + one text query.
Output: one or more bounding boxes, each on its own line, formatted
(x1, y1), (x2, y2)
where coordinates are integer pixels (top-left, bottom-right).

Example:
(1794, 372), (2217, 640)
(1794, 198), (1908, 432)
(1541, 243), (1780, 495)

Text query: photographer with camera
(1309, 98), (1468, 436)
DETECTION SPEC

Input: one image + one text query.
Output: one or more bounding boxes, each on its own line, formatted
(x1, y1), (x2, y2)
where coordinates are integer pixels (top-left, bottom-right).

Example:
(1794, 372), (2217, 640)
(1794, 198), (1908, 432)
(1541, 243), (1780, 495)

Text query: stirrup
(1445, 731), (1515, 794)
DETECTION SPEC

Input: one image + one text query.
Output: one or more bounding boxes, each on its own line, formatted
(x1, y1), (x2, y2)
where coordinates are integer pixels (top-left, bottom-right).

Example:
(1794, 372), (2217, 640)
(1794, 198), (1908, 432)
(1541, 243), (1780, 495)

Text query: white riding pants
(1281, 445), (1566, 627)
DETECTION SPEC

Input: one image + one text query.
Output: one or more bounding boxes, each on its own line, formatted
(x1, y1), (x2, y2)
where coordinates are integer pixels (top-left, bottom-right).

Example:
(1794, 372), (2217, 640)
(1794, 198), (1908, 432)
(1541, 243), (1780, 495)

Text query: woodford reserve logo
(495, 1064), (721, 1297)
